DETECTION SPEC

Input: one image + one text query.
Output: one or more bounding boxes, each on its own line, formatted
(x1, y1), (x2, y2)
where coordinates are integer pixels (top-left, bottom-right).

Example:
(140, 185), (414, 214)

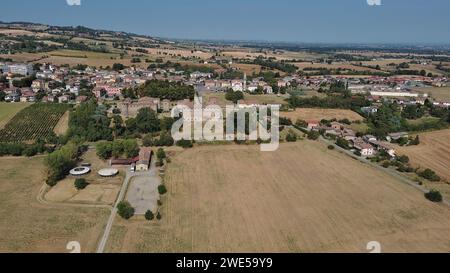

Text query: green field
(0, 102), (31, 129)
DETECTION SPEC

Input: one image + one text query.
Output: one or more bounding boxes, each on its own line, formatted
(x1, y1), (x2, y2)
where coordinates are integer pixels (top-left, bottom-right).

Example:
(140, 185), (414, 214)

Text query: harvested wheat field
(53, 111), (70, 136)
(397, 129), (450, 182)
(106, 142), (450, 253)
(0, 157), (109, 253)
(281, 108), (364, 122)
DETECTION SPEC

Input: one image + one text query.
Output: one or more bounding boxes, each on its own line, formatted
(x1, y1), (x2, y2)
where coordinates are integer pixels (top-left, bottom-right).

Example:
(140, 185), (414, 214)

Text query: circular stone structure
(98, 168), (119, 177)
(69, 167), (91, 176)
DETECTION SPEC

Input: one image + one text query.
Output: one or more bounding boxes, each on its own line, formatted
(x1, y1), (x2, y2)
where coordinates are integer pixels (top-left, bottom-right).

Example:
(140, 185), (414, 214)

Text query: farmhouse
(352, 138), (375, 157)
(136, 148), (153, 172)
(307, 120), (320, 130)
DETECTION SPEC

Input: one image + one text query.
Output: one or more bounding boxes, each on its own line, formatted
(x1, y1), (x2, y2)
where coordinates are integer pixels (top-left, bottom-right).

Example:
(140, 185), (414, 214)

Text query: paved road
(96, 170), (135, 253)
(96, 161), (160, 253)
(319, 136), (450, 207)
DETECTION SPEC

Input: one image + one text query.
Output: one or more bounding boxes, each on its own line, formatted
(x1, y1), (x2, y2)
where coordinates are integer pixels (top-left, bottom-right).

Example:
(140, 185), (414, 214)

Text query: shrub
(156, 148), (166, 160)
(23, 146), (38, 157)
(117, 201), (135, 219)
(285, 130), (297, 142)
(425, 190), (443, 203)
(336, 137), (350, 149)
(409, 136), (420, 146)
(158, 184), (167, 195)
(397, 155), (410, 164)
(295, 119), (307, 128)
(176, 139), (193, 148)
(142, 134), (154, 147)
(307, 131), (320, 140)
(419, 169), (441, 182)
(74, 178), (89, 190)
(328, 145), (335, 150)
(382, 161), (391, 168)
(145, 210), (155, 221)
(156, 212), (162, 220)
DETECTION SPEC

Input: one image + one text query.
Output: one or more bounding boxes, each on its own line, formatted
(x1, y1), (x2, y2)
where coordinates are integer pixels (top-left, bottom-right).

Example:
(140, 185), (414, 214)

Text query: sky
(1, 0), (450, 44)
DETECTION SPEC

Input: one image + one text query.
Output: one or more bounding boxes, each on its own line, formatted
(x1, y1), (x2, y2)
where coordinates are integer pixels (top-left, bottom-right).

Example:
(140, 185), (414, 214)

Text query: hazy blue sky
(2, 0), (450, 44)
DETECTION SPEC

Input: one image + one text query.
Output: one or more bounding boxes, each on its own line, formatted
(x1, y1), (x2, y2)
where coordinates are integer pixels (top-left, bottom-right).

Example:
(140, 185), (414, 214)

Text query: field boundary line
(319, 136), (450, 207)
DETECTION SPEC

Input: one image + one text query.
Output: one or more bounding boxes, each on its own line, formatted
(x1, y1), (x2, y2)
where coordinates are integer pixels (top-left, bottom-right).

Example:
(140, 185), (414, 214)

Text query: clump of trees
(419, 169), (441, 182)
(425, 190), (443, 203)
(225, 90), (244, 104)
(117, 201), (135, 220)
(176, 139), (194, 148)
(336, 138), (350, 149)
(68, 100), (113, 142)
(45, 142), (82, 186)
(136, 80), (195, 101)
(96, 139), (139, 159)
(156, 148), (166, 164)
(0, 141), (49, 157)
(143, 131), (175, 147)
(285, 130), (298, 142)
(307, 130), (320, 140)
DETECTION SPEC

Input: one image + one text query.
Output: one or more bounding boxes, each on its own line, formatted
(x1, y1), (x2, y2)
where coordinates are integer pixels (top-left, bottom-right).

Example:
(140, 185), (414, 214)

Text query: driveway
(126, 159), (161, 215)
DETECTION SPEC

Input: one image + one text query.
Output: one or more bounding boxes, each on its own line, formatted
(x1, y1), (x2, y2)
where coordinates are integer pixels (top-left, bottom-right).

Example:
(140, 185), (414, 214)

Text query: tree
(285, 130), (297, 142)
(112, 63), (125, 71)
(122, 139), (139, 158)
(45, 142), (80, 187)
(145, 210), (155, 221)
(117, 201), (135, 220)
(295, 119), (308, 128)
(225, 90), (244, 104)
(135, 108), (160, 134)
(307, 131), (320, 140)
(160, 117), (175, 131)
(158, 184), (167, 195)
(336, 138), (350, 149)
(156, 148), (166, 161)
(425, 190), (443, 203)
(419, 169), (441, 182)
(176, 139), (193, 148)
(74, 178), (89, 190)
(96, 142), (113, 159)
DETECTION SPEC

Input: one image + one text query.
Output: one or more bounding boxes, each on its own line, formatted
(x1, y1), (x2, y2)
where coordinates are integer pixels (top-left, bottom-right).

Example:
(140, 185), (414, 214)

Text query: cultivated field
(53, 111), (70, 136)
(0, 156), (109, 252)
(396, 129), (450, 182)
(0, 103), (71, 143)
(105, 142), (450, 253)
(0, 102), (30, 129)
(202, 93), (288, 107)
(281, 108), (364, 122)
(291, 62), (382, 73)
(414, 87), (450, 102)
